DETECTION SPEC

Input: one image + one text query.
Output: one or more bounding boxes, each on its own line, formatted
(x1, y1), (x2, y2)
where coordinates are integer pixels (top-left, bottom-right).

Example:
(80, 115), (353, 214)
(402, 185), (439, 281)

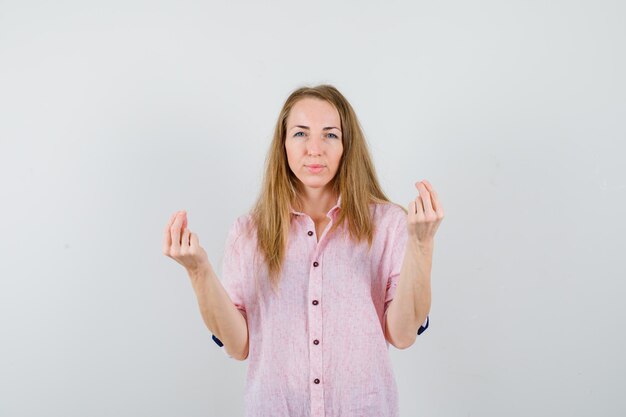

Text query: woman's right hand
(162, 210), (210, 275)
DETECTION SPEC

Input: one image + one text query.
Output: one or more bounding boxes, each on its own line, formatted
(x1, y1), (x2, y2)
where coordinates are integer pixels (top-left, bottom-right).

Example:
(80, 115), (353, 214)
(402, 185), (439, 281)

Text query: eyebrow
(290, 125), (341, 132)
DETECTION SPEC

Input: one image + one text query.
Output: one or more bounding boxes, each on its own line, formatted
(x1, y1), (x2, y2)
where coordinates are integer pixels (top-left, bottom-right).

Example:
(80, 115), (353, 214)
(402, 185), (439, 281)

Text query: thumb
(190, 231), (199, 248)
(408, 200), (416, 219)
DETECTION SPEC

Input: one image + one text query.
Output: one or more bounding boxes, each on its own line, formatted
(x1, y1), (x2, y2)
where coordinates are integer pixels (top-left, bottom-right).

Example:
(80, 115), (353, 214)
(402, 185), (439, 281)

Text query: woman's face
(284, 97), (343, 193)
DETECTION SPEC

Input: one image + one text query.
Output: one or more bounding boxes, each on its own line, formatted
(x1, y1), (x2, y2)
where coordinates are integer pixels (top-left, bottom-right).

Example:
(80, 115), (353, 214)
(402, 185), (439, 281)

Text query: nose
(306, 134), (324, 156)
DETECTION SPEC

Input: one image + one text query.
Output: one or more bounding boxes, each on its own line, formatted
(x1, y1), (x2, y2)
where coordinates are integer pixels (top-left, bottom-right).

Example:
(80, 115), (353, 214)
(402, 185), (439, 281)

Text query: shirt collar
(290, 194), (342, 218)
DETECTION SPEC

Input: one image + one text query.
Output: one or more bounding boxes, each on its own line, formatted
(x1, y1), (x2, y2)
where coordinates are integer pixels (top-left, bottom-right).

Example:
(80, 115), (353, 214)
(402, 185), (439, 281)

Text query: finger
(162, 212), (178, 254)
(415, 181), (435, 215)
(422, 180), (443, 216)
(182, 227), (190, 248)
(170, 212), (184, 251)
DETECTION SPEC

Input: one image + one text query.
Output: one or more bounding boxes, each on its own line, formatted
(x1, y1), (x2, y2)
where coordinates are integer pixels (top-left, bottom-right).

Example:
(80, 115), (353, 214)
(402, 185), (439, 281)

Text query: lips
(305, 165), (325, 174)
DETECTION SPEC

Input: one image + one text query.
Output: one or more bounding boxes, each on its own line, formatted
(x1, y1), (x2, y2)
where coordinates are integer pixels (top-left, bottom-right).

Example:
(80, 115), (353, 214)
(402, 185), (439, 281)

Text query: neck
(295, 187), (339, 219)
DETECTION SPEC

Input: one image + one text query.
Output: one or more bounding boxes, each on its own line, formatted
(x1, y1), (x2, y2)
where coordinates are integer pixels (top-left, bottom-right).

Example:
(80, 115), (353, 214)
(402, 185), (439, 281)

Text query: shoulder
(224, 214), (257, 258)
(229, 213), (257, 244)
(370, 201), (407, 227)
(232, 213), (254, 230)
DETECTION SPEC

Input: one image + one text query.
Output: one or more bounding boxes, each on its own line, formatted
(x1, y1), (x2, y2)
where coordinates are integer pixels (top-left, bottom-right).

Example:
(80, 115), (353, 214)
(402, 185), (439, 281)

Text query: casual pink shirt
(213, 195), (429, 417)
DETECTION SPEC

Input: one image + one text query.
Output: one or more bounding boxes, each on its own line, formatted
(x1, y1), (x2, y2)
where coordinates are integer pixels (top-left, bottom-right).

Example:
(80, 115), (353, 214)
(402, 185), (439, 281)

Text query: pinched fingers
(168, 211), (186, 253)
(407, 179), (445, 243)
(162, 212), (178, 256)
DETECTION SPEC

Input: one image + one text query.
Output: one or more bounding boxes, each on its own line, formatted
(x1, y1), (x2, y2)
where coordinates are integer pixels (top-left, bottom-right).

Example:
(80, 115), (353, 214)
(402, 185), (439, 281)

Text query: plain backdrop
(1, 0), (625, 416)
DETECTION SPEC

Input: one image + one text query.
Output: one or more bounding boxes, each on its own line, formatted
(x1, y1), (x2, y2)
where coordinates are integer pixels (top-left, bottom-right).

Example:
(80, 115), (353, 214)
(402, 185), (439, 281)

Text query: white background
(1, 0), (625, 416)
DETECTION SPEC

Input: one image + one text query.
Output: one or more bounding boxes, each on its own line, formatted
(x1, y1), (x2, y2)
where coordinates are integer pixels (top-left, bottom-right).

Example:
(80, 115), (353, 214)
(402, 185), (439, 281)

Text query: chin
(302, 182), (327, 188)
(299, 179), (330, 188)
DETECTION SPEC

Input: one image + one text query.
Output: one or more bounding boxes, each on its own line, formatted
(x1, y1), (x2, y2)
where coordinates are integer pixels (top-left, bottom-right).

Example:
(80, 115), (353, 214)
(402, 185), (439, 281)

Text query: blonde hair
(249, 84), (406, 293)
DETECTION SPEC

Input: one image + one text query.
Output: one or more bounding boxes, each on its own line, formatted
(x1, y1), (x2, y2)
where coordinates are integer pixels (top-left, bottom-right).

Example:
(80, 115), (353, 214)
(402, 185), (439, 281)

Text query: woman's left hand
(407, 179), (444, 246)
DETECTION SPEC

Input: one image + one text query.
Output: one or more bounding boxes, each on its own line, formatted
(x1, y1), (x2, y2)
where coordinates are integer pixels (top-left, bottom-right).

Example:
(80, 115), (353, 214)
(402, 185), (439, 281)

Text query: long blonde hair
(250, 84), (406, 293)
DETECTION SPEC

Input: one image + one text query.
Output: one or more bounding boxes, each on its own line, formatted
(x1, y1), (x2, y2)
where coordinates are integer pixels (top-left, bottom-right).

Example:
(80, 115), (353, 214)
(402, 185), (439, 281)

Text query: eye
(327, 133), (339, 139)
(294, 131), (305, 137)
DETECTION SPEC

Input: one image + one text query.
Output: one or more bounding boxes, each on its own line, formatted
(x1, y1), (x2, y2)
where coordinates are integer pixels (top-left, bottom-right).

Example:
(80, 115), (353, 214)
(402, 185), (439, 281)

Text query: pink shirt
(213, 195), (429, 417)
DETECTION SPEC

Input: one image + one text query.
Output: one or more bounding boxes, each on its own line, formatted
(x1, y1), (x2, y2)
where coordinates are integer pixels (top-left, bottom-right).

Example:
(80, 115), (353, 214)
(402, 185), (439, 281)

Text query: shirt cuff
(212, 334), (223, 347)
(417, 315), (429, 335)
(212, 334), (236, 358)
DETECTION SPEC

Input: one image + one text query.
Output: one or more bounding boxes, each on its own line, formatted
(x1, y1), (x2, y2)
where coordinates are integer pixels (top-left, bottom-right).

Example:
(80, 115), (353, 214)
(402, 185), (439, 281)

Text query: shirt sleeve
(383, 208), (430, 336)
(220, 217), (247, 315)
(211, 217), (248, 355)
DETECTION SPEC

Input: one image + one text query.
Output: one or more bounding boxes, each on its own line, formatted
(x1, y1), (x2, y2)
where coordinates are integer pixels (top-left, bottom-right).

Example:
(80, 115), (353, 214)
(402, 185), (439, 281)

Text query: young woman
(162, 84), (444, 417)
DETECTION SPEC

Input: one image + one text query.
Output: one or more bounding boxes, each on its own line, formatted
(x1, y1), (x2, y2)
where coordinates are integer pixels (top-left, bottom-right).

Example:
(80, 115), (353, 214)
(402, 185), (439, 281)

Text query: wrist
(187, 263), (212, 284)
(407, 237), (434, 254)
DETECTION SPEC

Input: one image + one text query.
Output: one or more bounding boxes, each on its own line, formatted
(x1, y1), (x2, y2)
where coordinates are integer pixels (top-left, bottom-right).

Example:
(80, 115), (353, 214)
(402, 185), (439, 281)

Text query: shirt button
(312, 300), (318, 305)
(314, 378), (320, 384)
(313, 339), (319, 345)
(307, 231), (313, 236)
(313, 261), (319, 267)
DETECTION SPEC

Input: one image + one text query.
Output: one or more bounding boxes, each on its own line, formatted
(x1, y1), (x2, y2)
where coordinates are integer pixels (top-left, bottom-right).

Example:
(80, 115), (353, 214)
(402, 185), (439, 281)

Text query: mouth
(305, 165), (325, 173)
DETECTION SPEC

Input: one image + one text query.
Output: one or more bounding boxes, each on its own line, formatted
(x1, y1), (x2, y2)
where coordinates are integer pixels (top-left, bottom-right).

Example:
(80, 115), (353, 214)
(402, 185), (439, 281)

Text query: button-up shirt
(212, 195), (429, 417)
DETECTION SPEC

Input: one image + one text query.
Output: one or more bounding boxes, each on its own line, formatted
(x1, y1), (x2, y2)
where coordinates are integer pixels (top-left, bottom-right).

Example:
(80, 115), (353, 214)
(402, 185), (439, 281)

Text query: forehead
(286, 97), (340, 126)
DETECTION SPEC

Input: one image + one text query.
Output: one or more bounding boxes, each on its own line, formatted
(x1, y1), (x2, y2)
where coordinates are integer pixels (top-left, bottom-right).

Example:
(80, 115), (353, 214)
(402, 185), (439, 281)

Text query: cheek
(285, 145), (300, 167)
(333, 148), (343, 167)
(286, 142), (305, 157)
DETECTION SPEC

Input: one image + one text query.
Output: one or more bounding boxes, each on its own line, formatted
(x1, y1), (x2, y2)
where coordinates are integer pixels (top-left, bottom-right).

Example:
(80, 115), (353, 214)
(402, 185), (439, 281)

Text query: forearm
(385, 239), (433, 349)
(188, 265), (249, 360)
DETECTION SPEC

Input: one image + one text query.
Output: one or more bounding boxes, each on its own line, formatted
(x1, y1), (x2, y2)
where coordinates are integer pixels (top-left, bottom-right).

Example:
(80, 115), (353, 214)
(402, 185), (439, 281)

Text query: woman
(162, 84), (444, 417)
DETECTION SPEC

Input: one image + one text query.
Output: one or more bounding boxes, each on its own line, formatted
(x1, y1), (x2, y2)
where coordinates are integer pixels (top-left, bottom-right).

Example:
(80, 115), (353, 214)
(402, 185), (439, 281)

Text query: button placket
(306, 215), (325, 415)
